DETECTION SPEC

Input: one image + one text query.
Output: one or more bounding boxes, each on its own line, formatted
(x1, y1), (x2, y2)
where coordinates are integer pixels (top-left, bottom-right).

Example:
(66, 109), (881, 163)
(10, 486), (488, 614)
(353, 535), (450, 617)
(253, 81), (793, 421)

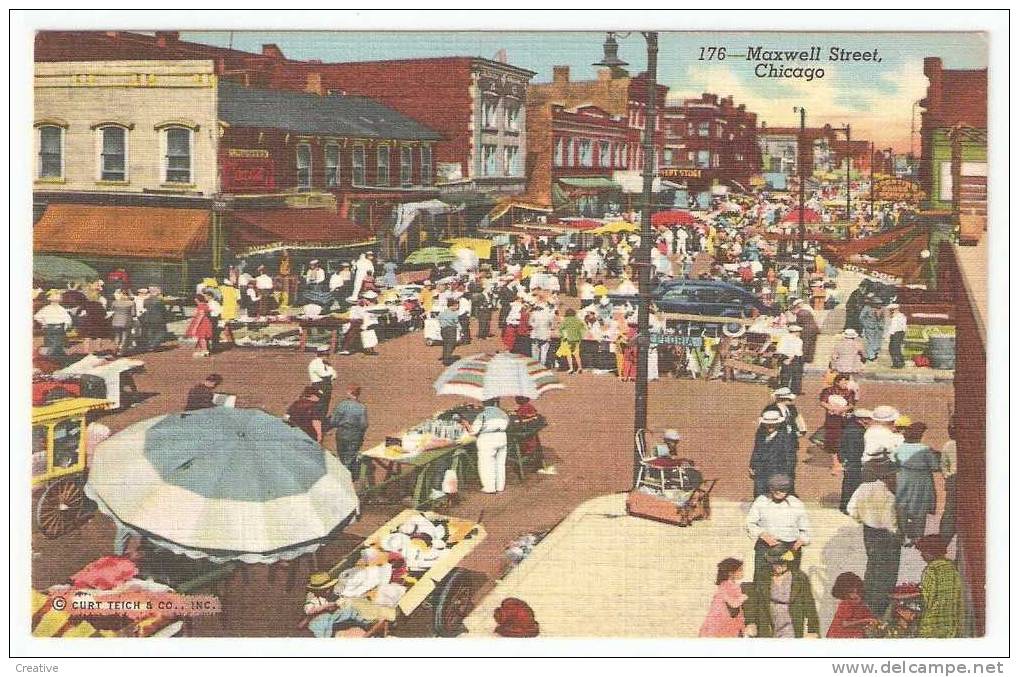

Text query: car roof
(658, 279), (750, 292)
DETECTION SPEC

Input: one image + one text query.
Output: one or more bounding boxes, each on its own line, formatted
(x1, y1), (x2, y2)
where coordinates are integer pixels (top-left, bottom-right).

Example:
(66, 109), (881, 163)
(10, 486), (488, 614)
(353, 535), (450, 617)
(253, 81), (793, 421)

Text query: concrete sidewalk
(463, 493), (929, 638)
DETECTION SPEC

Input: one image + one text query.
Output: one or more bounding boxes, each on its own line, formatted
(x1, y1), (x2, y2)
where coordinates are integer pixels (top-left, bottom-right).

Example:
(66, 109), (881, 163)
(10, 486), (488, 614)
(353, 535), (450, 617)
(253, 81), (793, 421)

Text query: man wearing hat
(746, 473), (810, 582)
(762, 387), (807, 460)
(353, 293), (380, 355)
(304, 259), (326, 287)
(862, 405), (904, 467)
(307, 352), (337, 416)
(790, 298), (820, 363)
(750, 411), (797, 498)
(744, 544), (820, 638)
(34, 291), (74, 357)
(830, 328), (866, 375)
(329, 384), (368, 478)
(837, 409), (872, 513)
(914, 534), (964, 638)
(884, 303), (908, 369)
(846, 462), (901, 615)
(859, 296), (885, 362)
(302, 572), (371, 638)
(776, 325), (805, 395)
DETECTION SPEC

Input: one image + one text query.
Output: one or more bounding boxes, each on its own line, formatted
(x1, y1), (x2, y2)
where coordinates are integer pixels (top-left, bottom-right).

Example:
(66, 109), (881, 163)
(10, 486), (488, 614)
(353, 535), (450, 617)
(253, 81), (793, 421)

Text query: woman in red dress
(513, 396), (542, 457)
(185, 294), (214, 357)
(818, 373), (857, 453)
(620, 323), (638, 381)
(827, 572), (876, 638)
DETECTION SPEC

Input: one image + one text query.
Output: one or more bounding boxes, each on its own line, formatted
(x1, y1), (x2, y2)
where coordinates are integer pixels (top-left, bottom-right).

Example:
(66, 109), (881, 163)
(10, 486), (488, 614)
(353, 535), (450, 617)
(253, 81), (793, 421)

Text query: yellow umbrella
(591, 220), (638, 235)
(444, 237), (493, 259)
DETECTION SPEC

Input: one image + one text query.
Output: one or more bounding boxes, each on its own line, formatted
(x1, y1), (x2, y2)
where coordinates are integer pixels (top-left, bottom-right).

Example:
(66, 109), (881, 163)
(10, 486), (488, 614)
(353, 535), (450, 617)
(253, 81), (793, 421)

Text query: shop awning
(557, 177), (621, 192)
(230, 208), (375, 254)
(487, 200), (554, 222)
(393, 200), (459, 238)
(34, 204), (210, 259)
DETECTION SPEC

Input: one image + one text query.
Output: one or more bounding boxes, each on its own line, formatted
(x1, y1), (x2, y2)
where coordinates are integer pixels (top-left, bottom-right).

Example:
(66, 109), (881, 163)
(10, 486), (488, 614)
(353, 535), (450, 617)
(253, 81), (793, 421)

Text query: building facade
(918, 57), (988, 242)
(660, 93), (761, 206)
(526, 65), (668, 214)
(33, 58), (444, 291)
(756, 124), (836, 189)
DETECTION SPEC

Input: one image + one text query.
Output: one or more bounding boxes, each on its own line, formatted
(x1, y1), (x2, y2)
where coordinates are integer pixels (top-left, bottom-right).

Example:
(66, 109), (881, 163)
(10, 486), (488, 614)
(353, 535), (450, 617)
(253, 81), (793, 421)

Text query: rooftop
(217, 81), (442, 141)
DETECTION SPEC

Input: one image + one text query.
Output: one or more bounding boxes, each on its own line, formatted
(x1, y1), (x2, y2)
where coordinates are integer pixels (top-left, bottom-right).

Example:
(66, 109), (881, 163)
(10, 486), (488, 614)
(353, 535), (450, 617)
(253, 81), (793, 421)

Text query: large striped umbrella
(85, 408), (359, 564)
(433, 352), (564, 401)
(404, 246), (456, 265)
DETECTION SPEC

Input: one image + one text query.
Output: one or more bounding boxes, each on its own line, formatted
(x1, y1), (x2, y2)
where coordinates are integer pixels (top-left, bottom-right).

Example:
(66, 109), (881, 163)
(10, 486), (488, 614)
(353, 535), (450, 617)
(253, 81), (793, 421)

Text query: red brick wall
(939, 241), (986, 636)
(265, 60), (475, 175)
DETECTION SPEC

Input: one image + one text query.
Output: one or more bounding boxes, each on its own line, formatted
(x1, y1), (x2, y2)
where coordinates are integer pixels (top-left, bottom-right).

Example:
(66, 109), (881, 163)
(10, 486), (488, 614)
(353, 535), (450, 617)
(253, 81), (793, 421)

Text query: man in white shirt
(846, 466), (901, 614)
(34, 291), (74, 357)
(746, 473), (810, 581)
(776, 325), (805, 395)
(674, 226), (688, 255)
(528, 303), (555, 366)
(307, 352), (337, 415)
(255, 265), (275, 292)
(884, 303), (908, 369)
(862, 405), (904, 466)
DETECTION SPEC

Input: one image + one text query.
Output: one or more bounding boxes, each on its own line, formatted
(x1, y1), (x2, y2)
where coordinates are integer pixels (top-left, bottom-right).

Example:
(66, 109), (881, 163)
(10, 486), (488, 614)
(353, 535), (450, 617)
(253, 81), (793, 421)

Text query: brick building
(660, 93), (761, 207)
(756, 124), (837, 189)
(35, 31), (537, 228)
(526, 65), (668, 215)
(32, 58), (443, 291)
(918, 57), (987, 241)
(830, 139), (875, 174)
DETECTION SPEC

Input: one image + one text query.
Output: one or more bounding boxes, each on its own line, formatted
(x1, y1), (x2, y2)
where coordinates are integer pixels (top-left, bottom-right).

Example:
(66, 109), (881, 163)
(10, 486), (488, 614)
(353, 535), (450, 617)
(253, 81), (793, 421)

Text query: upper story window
(697, 121), (710, 138)
(505, 102), (521, 132)
(481, 144), (498, 177)
(503, 146), (521, 176)
(97, 125), (128, 182)
(663, 148), (674, 166)
(420, 146), (433, 186)
(37, 125), (64, 180)
(376, 145), (390, 186)
(597, 141), (611, 168)
(400, 146), (413, 186)
(565, 138), (575, 167)
(481, 97), (499, 130)
(352, 145), (366, 186)
(554, 138), (564, 167)
(578, 139), (593, 167)
(324, 143), (340, 187)
(163, 127), (192, 184)
(296, 143), (312, 191)
(696, 150), (711, 168)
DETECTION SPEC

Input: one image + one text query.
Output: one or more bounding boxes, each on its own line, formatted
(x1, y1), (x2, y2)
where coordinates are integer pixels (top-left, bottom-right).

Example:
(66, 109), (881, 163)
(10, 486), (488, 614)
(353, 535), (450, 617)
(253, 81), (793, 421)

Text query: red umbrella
(781, 207), (821, 224)
(651, 210), (697, 226)
(562, 219), (603, 231)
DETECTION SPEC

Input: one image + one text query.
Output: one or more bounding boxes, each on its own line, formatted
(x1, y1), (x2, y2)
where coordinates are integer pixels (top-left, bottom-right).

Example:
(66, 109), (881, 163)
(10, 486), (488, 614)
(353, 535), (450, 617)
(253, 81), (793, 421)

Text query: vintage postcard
(11, 9), (1008, 668)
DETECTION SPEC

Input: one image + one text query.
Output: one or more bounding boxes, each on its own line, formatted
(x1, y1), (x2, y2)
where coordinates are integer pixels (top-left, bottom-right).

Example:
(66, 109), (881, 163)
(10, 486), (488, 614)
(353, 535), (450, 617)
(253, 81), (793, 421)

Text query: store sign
(221, 157), (275, 193)
(650, 335), (704, 347)
(660, 167), (703, 179)
(227, 148), (271, 159)
(874, 178), (925, 202)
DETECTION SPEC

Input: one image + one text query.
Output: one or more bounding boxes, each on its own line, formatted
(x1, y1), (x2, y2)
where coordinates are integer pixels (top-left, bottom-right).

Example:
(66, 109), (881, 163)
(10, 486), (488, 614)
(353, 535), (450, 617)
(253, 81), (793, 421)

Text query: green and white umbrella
(33, 255), (99, 285)
(85, 408), (359, 563)
(404, 246), (456, 266)
(433, 352), (564, 401)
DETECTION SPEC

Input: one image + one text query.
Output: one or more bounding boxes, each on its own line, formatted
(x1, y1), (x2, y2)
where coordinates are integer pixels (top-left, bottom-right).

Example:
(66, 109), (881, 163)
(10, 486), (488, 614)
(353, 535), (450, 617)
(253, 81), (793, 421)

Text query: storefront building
(661, 93), (761, 206)
(756, 124), (837, 190)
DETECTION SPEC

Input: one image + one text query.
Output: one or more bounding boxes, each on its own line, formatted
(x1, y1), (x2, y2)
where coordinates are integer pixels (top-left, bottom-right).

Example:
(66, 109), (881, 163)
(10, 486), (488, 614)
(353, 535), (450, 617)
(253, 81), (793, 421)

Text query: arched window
(163, 126), (192, 184)
(96, 125), (128, 182)
(36, 125), (64, 180)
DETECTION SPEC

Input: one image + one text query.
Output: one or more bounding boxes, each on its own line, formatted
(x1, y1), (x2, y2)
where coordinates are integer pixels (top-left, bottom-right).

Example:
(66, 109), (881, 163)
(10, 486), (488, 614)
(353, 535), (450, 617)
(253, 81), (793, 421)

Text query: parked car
(609, 280), (777, 318)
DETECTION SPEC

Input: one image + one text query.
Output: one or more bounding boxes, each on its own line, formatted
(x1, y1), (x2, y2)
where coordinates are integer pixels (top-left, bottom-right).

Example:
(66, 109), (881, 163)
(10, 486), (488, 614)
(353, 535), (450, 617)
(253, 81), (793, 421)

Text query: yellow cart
(312, 510), (486, 637)
(31, 397), (110, 538)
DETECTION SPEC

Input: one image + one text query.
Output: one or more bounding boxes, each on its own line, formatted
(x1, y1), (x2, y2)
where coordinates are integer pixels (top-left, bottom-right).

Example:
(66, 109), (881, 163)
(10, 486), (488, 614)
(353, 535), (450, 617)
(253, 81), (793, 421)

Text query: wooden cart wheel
(432, 569), (474, 637)
(35, 477), (94, 538)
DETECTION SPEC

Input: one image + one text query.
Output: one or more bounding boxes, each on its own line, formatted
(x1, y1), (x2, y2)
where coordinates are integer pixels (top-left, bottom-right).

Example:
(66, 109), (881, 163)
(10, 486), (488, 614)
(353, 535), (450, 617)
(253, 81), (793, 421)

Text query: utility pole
(845, 124), (852, 224)
(794, 106), (806, 297)
(870, 141), (876, 217)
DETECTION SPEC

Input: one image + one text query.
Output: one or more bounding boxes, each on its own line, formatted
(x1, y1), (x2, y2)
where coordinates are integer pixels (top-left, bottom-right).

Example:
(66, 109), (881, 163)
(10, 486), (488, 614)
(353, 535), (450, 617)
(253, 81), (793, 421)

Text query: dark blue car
(609, 280), (777, 318)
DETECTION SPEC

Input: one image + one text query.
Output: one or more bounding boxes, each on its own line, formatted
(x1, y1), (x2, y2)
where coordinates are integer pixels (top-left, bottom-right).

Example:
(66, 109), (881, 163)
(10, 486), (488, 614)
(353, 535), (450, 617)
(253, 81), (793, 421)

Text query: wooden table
(296, 316), (348, 353)
(359, 440), (477, 510)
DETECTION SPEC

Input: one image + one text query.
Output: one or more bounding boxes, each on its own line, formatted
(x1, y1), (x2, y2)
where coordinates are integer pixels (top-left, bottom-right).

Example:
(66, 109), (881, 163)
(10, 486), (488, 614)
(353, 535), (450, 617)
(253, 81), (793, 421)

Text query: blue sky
(184, 31), (987, 151)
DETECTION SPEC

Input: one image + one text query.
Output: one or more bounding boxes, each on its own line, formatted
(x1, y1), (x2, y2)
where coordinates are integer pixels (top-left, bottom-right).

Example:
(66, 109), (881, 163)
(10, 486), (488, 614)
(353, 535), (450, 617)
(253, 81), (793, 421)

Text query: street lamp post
(793, 106), (807, 298)
(844, 124), (852, 223)
(870, 141), (876, 216)
(595, 31), (659, 483)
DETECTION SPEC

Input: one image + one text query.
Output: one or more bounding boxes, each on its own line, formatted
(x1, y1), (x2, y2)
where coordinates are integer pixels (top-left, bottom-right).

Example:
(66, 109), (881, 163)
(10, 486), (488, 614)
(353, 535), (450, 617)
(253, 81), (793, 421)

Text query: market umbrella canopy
(85, 408), (359, 563)
(405, 246), (457, 265)
(34, 255), (99, 285)
(434, 352), (564, 401)
(651, 210), (697, 226)
(781, 207), (822, 224)
(591, 220), (638, 235)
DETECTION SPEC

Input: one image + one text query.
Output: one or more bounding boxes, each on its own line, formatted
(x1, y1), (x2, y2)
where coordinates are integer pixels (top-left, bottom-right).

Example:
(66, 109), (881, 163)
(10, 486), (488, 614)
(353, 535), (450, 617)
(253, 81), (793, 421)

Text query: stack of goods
(232, 323), (300, 348)
(310, 513), (479, 625)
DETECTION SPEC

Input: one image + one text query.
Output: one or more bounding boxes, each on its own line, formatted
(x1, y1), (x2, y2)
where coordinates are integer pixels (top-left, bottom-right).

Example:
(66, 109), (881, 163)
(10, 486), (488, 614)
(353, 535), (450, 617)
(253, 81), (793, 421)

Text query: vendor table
(296, 316), (348, 353)
(360, 439), (477, 510)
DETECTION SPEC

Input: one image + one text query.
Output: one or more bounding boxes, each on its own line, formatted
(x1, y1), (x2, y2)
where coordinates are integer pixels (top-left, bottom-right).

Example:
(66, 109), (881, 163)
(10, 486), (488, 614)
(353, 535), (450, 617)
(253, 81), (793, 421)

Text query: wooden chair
(634, 429), (686, 493)
(675, 479), (718, 527)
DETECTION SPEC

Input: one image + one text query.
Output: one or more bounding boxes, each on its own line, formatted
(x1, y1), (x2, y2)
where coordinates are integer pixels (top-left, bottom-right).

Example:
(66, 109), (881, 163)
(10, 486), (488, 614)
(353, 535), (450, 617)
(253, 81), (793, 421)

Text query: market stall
(302, 509), (486, 637)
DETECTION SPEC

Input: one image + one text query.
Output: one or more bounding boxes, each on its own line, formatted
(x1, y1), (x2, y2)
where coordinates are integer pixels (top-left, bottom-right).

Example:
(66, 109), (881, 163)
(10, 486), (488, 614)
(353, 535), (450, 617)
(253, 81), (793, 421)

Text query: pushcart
(304, 510), (485, 637)
(32, 397), (110, 538)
